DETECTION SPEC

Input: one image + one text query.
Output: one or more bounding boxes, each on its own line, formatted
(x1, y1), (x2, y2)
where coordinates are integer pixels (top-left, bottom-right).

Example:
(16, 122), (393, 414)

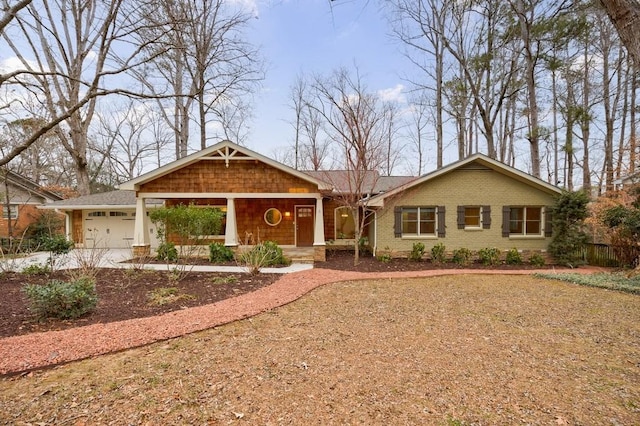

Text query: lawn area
(1, 274), (638, 425)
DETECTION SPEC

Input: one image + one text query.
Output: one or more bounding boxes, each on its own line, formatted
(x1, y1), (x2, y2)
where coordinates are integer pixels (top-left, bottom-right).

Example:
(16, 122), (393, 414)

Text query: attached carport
(39, 190), (162, 249)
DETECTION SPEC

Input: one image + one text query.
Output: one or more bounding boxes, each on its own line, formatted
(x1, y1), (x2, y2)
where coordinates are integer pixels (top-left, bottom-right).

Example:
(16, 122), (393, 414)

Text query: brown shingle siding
(140, 161), (318, 194)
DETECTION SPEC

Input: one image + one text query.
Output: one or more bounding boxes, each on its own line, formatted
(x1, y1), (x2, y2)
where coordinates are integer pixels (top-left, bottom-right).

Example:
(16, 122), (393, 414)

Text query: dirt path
(0, 268), (602, 375)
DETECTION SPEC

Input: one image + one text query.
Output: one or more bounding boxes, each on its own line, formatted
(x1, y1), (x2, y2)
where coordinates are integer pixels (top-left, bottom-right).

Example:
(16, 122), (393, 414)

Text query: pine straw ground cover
(1, 274), (639, 425)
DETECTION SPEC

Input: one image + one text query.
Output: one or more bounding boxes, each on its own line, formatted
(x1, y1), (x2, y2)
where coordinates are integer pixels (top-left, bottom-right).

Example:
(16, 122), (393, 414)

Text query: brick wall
(375, 168), (558, 255)
(0, 204), (57, 238)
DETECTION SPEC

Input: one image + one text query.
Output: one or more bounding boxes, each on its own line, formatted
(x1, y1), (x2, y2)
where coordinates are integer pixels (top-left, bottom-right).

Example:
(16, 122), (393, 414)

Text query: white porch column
(313, 196), (325, 246)
(132, 197), (150, 252)
(224, 197), (238, 246)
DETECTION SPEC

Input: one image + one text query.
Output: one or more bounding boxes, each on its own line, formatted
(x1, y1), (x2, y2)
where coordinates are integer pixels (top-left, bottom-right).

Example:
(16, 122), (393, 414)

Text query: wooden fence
(577, 243), (640, 268)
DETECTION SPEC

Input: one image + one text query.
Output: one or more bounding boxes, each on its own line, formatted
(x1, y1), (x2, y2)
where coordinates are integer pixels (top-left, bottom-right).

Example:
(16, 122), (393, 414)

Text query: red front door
(296, 206), (314, 247)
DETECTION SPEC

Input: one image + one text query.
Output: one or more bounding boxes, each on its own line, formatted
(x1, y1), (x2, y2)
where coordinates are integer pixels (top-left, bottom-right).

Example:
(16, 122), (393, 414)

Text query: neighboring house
(614, 170), (640, 190)
(0, 170), (63, 239)
(368, 154), (562, 257)
(43, 141), (563, 260)
(40, 190), (163, 249)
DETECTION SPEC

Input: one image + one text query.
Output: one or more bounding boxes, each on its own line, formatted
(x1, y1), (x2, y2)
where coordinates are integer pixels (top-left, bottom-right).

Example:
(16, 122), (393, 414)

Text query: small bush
(238, 241), (290, 274)
(409, 242), (426, 261)
(506, 248), (523, 265)
(41, 234), (74, 255)
(452, 247), (472, 266)
(147, 287), (195, 306)
(478, 247), (501, 265)
(209, 242), (235, 263)
(431, 243), (446, 263)
(377, 253), (392, 263)
(157, 242), (178, 262)
(22, 263), (51, 275)
(23, 278), (97, 320)
(529, 252), (546, 267)
(211, 275), (238, 285)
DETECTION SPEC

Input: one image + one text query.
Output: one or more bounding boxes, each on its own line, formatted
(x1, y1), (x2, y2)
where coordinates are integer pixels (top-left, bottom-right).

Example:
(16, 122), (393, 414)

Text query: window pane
(465, 207), (480, 227)
(525, 207), (542, 234)
(403, 209), (418, 222)
(419, 207), (435, 235)
(420, 221), (435, 234)
(335, 208), (355, 239)
(2, 205), (17, 219)
(403, 221), (417, 234)
(510, 208), (523, 234)
(420, 209), (435, 221)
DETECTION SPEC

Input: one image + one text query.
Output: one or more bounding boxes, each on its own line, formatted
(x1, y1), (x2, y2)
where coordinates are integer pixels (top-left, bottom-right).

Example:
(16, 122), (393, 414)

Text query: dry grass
(1, 275), (639, 425)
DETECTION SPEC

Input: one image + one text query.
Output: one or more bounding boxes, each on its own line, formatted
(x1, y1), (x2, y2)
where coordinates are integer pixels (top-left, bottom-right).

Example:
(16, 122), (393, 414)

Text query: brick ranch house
(0, 170), (63, 240)
(43, 140), (562, 261)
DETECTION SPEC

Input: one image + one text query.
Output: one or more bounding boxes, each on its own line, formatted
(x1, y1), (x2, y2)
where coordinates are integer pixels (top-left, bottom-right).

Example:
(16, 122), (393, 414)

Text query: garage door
(84, 210), (158, 249)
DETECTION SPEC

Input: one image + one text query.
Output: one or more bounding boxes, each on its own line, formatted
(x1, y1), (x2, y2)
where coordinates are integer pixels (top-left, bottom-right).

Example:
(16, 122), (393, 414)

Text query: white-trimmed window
(457, 205), (491, 230)
(2, 205), (18, 220)
(394, 206), (446, 238)
(335, 207), (355, 239)
(465, 207), (481, 228)
(508, 206), (543, 236)
(402, 207), (436, 236)
(87, 211), (106, 217)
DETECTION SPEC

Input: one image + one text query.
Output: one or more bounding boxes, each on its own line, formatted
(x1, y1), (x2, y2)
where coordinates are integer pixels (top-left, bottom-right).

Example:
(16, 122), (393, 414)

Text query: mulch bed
(0, 250), (556, 339)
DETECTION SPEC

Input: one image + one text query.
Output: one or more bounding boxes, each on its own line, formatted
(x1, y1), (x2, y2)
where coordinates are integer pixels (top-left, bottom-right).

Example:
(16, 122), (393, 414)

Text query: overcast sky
(244, 0), (412, 159)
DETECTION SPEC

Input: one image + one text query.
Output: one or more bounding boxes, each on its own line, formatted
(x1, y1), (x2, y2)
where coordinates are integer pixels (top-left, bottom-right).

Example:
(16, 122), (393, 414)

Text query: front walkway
(0, 266), (604, 375)
(5, 248), (313, 274)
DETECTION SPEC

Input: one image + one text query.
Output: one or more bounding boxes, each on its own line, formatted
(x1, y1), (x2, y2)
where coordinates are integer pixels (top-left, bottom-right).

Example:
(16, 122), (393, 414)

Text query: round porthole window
(264, 208), (282, 226)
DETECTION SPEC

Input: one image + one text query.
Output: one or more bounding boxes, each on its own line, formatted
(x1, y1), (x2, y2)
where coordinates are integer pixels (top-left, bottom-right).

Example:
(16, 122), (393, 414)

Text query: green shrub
(431, 243), (446, 263)
(478, 247), (501, 265)
(23, 278), (97, 320)
(41, 234), (74, 255)
(22, 263), (51, 275)
(209, 242), (235, 263)
(157, 242), (178, 262)
(377, 253), (392, 263)
(409, 242), (425, 261)
(548, 190), (589, 267)
(452, 247), (472, 265)
(41, 234), (74, 271)
(505, 248), (523, 265)
(529, 252), (546, 267)
(238, 241), (290, 274)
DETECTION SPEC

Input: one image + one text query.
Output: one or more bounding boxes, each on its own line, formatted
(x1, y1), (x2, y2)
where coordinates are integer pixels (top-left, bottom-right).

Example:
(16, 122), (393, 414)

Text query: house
(42, 141), (563, 261)
(0, 170), (63, 239)
(614, 170), (640, 190)
(367, 153), (562, 258)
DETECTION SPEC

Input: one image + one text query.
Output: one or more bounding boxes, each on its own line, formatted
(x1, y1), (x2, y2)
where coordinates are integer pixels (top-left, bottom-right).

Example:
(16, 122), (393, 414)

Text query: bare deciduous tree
(135, 0), (263, 159)
(93, 100), (172, 182)
(310, 67), (394, 265)
(599, 0), (640, 65)
(2, 0), (163, 194)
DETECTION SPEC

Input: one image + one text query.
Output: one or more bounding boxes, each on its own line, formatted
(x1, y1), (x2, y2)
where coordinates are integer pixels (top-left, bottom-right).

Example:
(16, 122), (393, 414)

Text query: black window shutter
(437, 206), (446, 237)
(502, 206), (511, 237)
(394, 207), (402, 238)
(544, 207), (553, 237)
(482, 205), (491, 229)
(457, 206), (465, 229)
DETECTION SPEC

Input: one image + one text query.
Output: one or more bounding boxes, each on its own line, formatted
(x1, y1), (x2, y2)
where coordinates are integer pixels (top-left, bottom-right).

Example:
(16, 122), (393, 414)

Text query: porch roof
(39, 190), (163, 210)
